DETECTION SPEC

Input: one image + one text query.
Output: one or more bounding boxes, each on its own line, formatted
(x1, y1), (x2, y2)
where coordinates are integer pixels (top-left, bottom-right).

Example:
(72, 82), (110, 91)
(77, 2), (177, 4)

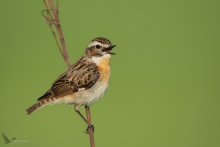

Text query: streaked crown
(85, 37), (116, 56)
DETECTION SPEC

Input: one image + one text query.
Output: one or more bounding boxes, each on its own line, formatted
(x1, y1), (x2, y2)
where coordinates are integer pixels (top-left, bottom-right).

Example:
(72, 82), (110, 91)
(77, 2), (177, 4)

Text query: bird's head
(85, 37), (116, 57)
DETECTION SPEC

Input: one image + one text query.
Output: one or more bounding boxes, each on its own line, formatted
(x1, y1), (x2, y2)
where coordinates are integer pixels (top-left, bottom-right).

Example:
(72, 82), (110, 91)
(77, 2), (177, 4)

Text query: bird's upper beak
(109, 45), (116, 49)
(103, 45), (116, 55)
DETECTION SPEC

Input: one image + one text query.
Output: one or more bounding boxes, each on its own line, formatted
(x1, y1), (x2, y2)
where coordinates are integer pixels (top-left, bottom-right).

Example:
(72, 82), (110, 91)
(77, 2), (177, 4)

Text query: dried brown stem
(42, 0), (71, 67)
(42, 1), (95, 147)
(85, 106), (95, 147)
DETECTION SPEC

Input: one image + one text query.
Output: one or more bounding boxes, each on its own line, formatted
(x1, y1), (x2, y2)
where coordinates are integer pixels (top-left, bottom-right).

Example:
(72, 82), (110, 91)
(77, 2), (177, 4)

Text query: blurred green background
(0, 0), (220, 147)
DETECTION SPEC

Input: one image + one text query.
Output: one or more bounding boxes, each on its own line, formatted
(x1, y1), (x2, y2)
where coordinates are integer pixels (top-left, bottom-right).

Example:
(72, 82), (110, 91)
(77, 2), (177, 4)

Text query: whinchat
(26, 37), (116, 132)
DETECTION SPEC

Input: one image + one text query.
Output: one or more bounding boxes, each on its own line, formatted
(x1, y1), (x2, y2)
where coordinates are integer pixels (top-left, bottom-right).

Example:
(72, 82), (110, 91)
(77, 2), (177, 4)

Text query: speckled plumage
(26, 37), (116, 115)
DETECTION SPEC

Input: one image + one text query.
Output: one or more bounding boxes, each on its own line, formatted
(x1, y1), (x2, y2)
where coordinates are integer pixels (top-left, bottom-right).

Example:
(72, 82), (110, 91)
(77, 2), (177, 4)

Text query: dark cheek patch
(91, 48), (101, 56)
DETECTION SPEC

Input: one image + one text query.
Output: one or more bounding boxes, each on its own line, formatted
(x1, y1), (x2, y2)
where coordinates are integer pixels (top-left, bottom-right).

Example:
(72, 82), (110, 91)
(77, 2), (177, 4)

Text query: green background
(0, 0), (219, 146)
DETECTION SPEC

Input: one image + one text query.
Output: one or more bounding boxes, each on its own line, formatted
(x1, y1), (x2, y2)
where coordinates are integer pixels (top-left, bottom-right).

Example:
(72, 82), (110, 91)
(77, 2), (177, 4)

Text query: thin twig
(48, 0), (71, 67)
(85, 106), (95, 147)
(42, 1), (64, 59)
(42, 0), (71, 67)
(42, 1), (95, 147)
(42, 9), (63, 55)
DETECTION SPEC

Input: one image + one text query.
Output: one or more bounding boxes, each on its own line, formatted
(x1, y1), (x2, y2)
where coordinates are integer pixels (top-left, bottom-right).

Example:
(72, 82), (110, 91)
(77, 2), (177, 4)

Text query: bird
(2, 133), (15, 144)
(25, 37), (116, 132)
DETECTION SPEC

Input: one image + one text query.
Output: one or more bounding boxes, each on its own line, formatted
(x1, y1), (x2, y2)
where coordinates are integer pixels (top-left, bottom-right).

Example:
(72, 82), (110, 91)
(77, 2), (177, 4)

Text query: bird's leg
(74, 105), (88, 124)
(74, 105), (94, 133)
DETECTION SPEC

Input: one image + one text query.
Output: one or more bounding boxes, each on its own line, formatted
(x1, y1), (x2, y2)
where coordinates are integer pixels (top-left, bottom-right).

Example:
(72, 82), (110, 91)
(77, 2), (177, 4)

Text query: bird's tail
(26, 98), (55, 115)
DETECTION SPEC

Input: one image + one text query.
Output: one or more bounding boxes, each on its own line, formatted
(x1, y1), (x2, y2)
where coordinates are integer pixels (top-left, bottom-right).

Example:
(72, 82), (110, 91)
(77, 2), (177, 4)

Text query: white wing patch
(78, 88), (85, 91)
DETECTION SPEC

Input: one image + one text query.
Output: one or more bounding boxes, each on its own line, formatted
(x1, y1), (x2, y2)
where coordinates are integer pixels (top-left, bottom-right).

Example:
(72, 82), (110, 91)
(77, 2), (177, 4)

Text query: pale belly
(54, 81), (109, 106)
(73, 81), (109, 106)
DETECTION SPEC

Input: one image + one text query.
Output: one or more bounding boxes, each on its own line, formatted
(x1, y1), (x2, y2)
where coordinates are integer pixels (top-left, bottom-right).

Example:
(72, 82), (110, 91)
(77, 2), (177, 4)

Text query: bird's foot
(84, 124), (94, 134)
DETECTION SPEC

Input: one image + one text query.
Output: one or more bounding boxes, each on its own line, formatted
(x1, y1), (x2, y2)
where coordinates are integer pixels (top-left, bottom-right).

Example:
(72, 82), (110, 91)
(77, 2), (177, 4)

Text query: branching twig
(42, 1), (95, 147)
(42, 0), (71, 67)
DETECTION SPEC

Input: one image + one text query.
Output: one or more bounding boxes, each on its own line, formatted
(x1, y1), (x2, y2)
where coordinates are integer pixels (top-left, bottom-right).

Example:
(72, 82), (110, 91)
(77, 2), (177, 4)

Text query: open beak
(103, 45), (116, 55)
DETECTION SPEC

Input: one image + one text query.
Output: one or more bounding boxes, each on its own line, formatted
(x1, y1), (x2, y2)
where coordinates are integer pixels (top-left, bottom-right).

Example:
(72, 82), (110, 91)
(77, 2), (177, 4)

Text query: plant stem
(85, 106), (95, 147)
(42, 1), (95, 147)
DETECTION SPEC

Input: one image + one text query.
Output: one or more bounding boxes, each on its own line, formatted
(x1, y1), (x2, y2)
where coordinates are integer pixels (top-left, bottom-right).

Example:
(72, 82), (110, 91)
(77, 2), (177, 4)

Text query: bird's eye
(96, 45), (101, 49)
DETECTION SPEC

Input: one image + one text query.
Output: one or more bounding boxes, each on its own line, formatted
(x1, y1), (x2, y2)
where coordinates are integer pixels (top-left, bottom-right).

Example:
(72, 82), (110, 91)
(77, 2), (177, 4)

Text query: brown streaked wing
(51, 63), (100, 96)
(50, 79), (75, 97)
(37, 90), (53, 100)
(70, 63), (100, 90)
(38, 59), (100, 100)
(38, 79), (75, 100)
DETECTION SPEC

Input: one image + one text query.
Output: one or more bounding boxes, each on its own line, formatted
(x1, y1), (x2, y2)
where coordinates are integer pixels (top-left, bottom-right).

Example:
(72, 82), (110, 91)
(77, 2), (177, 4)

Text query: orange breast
(97, 56), (111, 82)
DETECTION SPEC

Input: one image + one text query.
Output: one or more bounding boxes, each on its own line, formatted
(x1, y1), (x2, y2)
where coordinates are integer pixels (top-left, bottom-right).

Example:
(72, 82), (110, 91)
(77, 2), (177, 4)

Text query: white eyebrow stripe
(88, 41), (110, 48)
(88, 41), (100, 47)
